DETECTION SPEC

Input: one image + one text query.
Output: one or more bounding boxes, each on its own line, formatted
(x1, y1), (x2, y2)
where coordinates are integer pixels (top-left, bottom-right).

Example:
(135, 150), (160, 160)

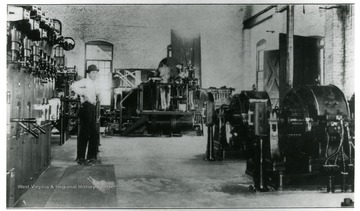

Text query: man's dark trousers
(78, 101), (99, 160)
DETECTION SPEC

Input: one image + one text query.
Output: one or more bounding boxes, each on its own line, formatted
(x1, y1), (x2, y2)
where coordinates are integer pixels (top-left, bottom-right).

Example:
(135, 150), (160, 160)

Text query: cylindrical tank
(146, 114), (194, 134)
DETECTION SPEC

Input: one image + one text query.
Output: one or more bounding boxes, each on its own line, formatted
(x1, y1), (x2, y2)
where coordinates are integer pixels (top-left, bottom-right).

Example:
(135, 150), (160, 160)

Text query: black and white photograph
(4, 1), (357, 209)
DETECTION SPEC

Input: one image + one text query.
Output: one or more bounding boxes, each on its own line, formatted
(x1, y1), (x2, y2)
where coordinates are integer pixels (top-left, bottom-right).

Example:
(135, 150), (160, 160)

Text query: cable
(341, 144), (346, 172)
(324, 127), (330, 160)
(324, 118), (345, 165)
(345, 123), (353, 164)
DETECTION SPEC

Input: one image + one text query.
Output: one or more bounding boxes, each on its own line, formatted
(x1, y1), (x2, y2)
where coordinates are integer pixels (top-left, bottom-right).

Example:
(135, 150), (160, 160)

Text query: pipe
(286, 5), (294, 88)
(122, 115), (147, 135)
(10, 118), (37, 123)
(319, 6), (341, 10)
(119, 88), (136, 129)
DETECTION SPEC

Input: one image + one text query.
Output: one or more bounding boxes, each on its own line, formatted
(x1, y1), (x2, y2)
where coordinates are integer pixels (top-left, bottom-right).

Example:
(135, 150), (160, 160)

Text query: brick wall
(41, 5), (244, 91)
(243, 4), (354, 100)
(324, 5), (354, 99)
(40, 4), (354, 99)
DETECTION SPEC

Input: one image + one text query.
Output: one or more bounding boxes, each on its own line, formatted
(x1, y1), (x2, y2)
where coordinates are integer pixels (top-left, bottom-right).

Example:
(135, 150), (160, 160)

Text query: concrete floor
(14, 133), (355, 209)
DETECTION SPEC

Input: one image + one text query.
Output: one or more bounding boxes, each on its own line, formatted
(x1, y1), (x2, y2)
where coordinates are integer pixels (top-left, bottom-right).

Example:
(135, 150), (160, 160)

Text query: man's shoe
(84, 159), (93, 166)
(77, 158), (86, 165)
(91, 158), (102, 164)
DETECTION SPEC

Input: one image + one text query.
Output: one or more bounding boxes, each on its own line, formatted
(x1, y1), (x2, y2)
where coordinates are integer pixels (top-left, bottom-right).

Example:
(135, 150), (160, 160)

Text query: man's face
(88, 71), (98, 80)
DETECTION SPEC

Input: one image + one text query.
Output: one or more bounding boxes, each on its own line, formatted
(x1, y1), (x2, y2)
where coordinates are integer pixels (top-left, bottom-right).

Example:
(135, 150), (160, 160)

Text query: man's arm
(96, 85), (102, 103)
(70, 79), (86, 96)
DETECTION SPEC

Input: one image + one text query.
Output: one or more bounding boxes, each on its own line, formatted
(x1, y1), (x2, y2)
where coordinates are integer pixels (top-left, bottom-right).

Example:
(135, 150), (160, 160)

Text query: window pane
(85, 61), (112, 106)
(257, 72), (264, 91)
(99, 61), (105, 69)
(85, 43), (112, 106)
(256, 40), (266, 92)
(258, 50), (264, 71)
(86, 45), (112, 60)
(86, 61), (99, 69)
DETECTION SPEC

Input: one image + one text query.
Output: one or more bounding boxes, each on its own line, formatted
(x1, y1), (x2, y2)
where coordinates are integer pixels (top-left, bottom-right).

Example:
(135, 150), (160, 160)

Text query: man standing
(158, 64), (171, 110)
(70, 65), (101, 165)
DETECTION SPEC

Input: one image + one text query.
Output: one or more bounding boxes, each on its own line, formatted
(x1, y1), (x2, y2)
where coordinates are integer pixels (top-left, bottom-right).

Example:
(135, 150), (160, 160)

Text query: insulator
(11, 28), (21, 62)
(21, 36), (31, 66)
(32, 44), (40, 64)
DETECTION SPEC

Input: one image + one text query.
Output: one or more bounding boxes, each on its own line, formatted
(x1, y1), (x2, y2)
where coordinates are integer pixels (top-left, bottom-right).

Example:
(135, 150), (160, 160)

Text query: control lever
(31, 123), (46, 134)
(18, 122), (39, 138)
(10, 118), (40, 138)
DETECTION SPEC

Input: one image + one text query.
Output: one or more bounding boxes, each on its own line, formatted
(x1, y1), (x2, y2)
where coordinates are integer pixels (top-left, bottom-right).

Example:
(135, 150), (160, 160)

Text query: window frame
(85, 41), (114, 77)
(85, 41), (114, 106)
(256, 39), (266, 91)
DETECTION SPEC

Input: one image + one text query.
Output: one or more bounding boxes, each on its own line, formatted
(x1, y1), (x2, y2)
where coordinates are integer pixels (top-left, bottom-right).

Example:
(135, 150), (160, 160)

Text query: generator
(103, 58), (200, 136)
(121, 79), (195, 136)
(273, 85), (354, 191)
(210, 90), (271, 161)
(206, 85), (355, 192)
(203, 87), (234, 160)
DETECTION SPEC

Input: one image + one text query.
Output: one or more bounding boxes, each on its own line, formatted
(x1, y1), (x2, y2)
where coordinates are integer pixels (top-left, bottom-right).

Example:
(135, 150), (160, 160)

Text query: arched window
(256, 39), (266, 91)
(85, 41), (113, 106)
